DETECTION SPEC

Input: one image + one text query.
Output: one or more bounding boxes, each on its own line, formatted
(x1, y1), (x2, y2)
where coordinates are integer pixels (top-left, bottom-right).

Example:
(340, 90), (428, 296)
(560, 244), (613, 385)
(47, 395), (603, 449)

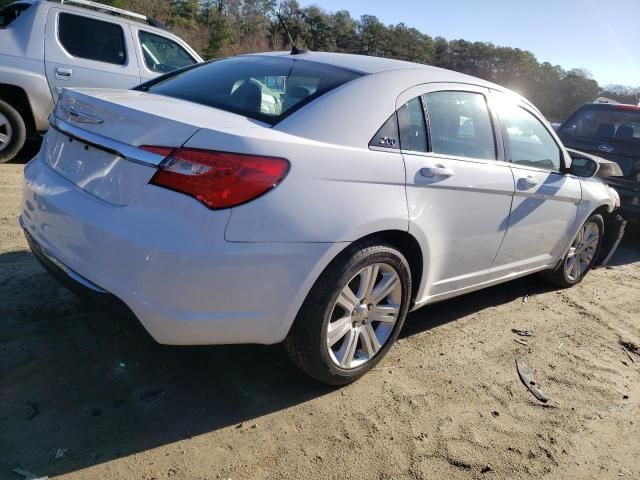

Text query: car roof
(248, 51), (533, 107)
(251, 51), (501, 84)
(26, 0), (176, 38)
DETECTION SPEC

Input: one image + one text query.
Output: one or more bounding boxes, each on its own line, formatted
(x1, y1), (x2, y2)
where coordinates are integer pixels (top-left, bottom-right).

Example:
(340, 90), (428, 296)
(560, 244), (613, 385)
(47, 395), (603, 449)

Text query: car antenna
(276, 12), (308, 55)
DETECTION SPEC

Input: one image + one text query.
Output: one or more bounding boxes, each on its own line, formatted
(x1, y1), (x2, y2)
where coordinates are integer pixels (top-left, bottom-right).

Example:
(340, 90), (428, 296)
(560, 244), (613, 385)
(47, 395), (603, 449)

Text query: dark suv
(557, 102), (640, 220)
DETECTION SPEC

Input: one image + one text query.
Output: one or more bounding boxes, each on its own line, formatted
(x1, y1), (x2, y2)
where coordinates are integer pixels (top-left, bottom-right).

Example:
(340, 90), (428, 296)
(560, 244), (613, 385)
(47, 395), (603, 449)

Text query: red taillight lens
(148, 148), (289, 209)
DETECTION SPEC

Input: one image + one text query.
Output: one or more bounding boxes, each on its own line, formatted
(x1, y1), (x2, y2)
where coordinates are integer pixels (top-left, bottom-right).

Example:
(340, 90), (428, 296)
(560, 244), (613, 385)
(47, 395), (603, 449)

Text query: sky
(299, 0), (640, 87)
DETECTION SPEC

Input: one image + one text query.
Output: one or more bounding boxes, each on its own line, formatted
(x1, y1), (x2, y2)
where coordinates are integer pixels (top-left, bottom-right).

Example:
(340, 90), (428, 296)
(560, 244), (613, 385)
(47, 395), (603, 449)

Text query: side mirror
(569, 156), (599, 178)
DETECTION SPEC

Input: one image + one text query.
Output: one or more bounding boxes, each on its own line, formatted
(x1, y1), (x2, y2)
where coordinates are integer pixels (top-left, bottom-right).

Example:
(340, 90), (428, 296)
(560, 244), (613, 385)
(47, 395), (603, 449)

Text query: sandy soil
(1, 159), (639, 480)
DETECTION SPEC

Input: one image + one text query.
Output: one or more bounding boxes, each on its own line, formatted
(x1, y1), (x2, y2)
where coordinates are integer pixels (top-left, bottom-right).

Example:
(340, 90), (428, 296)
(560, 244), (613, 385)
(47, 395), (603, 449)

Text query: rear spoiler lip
(49, 114), (168, 167)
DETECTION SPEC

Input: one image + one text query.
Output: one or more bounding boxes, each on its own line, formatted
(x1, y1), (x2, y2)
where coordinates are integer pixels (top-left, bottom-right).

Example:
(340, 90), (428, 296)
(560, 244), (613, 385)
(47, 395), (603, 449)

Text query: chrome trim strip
(49, 115), (166, 167)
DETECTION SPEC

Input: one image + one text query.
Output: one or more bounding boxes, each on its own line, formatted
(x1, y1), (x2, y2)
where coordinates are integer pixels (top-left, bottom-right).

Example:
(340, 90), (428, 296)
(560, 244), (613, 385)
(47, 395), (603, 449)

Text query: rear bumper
(22, 153), (338, 345)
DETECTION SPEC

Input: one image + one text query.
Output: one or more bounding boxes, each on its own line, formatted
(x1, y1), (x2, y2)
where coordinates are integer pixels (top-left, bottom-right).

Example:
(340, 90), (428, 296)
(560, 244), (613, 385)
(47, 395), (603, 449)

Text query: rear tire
(0, 98), (26, 164)
(284, 241), (412, 385)
(544, 214), (604, 288)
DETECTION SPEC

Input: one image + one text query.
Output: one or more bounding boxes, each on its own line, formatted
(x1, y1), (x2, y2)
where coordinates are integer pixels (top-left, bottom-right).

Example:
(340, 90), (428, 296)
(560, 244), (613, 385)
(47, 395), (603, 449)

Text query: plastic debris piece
(516, 358), (549, 403)
(55, 448), (67, 459)
(512, 328), (533, 337)
(514, 339), (529, 346)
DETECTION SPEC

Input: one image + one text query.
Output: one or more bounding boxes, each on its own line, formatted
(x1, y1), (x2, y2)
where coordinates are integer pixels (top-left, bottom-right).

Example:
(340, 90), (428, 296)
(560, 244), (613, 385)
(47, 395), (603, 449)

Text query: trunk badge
(60, 106), (104, 125)
(598, 144), (615, 153)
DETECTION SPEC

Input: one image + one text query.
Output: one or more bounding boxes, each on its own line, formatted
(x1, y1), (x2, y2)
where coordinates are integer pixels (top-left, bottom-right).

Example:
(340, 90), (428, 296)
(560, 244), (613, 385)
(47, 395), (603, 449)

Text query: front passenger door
(489, 96), (581, 278)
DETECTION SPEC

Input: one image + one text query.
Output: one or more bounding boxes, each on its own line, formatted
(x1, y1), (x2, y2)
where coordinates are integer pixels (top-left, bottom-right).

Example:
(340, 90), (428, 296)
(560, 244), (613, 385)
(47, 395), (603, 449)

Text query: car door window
(58, 13), (126, 65)
(499, 104), (561, 171)
(398, 97), (427, 152)
(423, 91), (496, 160)
(139, 31), (196, 73)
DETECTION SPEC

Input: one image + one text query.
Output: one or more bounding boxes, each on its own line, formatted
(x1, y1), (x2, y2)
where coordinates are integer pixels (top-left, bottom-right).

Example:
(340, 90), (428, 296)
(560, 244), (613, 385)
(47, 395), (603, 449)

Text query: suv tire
(0, 98), (27, 164)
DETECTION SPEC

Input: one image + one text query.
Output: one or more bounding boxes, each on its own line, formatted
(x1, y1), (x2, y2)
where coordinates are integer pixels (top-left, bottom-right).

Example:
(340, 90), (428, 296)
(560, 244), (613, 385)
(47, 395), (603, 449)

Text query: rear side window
(398, 97), (427, 152)
(423, 91), (496, 160)
(498, 104), (561, 171)
(58, 13), (126, 65)
(0, 3), (30, 27)
(139, 31), (196, 73)
(143, 56), (361, 125)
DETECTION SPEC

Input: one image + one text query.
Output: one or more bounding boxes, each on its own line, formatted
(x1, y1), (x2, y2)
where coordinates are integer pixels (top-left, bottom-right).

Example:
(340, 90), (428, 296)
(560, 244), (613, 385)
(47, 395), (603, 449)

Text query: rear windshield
(0, 3), (30, 28)
(142, 55), (362, 125)
(561, 105), (640, 146)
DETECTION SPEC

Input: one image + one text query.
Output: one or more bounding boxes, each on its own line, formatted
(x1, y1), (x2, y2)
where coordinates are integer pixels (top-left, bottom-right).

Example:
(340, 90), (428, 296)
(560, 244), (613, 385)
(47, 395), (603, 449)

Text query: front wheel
(544, 214), (604, 288)
(284, 242), (412, 385)
(0, 98), (26, 164)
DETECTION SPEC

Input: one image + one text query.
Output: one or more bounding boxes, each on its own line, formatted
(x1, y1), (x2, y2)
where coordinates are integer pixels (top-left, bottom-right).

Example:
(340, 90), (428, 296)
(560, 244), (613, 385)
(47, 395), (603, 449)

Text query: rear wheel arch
(325, 230), (424, 306)
(0, 84), (36, 135)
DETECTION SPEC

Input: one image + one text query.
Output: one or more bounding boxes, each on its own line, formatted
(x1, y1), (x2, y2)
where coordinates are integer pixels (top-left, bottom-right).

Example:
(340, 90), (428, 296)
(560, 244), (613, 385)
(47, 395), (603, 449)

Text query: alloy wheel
(326, 263), (402, 369)
(0, 112), (12, 152)
(564, 221), (600, 282)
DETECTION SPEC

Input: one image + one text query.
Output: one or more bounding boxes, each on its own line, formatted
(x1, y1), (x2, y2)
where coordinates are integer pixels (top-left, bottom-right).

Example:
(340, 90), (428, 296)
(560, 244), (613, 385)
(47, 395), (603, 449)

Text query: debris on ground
(12, 467), (49, 480)
(54, 448), (67, 459)
(523, 295), (529, 303)
(516, 358), (549, 403)
(512, 328), (533, 337)
(514, 339), (529, 346)
(619, 340), (638, 363)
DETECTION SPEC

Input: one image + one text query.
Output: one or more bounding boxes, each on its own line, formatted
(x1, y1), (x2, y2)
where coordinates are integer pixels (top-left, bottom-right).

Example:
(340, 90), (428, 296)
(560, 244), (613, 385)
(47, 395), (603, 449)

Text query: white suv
(0, 0), (202, 162)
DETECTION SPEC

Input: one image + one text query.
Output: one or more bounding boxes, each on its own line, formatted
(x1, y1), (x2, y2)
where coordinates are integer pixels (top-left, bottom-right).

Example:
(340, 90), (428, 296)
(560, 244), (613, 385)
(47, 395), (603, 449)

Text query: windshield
(143, 55), (362, 125)
(561, 105), (640, 145)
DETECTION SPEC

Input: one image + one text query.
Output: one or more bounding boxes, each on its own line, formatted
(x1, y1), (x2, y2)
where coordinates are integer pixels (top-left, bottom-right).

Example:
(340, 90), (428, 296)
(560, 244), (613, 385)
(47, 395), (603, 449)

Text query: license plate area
(43, 128), (156, 206)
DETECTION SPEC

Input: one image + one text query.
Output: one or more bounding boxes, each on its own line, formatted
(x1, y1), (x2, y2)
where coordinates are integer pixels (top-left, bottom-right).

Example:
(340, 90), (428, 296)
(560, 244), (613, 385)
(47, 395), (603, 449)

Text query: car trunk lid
(45, 88), (267, 205)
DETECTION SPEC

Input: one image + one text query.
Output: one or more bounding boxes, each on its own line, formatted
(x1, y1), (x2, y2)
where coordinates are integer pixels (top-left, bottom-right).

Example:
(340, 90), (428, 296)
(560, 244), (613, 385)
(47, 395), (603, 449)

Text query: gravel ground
(1, 159), (639, 480)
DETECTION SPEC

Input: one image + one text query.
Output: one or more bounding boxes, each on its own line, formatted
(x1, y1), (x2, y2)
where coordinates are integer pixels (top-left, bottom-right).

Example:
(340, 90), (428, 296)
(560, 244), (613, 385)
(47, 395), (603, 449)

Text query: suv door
(397, 84), (515, 302)
(489, 93), (581, 278)
(44, 8), (141, 97)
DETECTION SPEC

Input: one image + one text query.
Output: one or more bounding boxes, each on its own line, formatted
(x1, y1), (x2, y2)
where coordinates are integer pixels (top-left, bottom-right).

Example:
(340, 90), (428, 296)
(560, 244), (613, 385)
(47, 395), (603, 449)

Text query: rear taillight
(142, 146), (289, 209)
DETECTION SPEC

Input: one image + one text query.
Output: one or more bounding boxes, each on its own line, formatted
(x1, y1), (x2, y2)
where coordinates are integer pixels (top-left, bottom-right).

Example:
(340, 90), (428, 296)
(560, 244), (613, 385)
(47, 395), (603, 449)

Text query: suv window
(58, 13), (126, 65)
(398, 97), (427, 152)
(0, 3), (30, 28)
(143, 56), (361, 125)
(139, 31), (196, 73)
(423, 91), (496, 160)
(499, 104), (561, 171)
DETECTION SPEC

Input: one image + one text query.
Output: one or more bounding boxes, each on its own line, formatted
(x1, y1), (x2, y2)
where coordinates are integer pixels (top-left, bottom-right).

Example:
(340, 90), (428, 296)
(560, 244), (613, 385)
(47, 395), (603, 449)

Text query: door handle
(420, 165), (455, 178)
(518, 176), (538, 189)
(55, 67), (73, 79)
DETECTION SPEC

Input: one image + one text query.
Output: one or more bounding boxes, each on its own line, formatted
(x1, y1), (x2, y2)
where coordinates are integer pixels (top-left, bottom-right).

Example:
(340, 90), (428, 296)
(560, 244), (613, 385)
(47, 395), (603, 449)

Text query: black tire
(543, 214), (604, 288)
(0, 98), (27, 164)
(284, 241), (412, 385)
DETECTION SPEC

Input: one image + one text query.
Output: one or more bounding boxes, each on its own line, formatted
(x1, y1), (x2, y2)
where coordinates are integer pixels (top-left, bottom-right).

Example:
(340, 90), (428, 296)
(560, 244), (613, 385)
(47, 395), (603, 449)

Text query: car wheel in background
(284, 241), (412, 385)
(544, 214), (604, 288)
(0, 98), (27, 164)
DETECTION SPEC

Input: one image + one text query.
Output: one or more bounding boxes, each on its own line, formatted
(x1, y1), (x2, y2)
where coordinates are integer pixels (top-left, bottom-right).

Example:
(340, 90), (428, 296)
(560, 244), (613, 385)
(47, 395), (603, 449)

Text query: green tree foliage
(2, 0), (638, 118)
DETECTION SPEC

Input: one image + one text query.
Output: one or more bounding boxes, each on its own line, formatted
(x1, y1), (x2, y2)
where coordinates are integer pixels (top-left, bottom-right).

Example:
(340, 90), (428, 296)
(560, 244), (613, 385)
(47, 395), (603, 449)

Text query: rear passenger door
(398, 84), (515, 302)
(44, 8), (140, 97)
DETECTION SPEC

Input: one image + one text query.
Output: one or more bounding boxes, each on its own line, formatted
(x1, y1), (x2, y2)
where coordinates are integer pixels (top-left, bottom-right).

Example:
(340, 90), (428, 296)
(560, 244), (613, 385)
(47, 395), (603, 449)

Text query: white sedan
(21, 52), (621, 384)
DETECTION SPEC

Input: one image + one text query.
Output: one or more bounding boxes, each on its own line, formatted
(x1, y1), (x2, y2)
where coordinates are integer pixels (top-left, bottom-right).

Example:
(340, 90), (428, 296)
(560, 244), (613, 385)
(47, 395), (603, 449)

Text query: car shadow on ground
(1, 238), (638, 477)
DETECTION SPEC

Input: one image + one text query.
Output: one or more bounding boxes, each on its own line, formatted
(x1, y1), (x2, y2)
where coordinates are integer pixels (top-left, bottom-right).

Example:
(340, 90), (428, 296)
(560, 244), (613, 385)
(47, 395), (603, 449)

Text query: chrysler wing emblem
(598, 144), (614, 153)
(60, 105), (104, 125)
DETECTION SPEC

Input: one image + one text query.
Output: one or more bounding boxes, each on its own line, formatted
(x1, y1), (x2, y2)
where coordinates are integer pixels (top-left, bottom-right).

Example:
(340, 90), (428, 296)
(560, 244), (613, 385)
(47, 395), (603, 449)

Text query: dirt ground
(2, 156), (640, 480)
